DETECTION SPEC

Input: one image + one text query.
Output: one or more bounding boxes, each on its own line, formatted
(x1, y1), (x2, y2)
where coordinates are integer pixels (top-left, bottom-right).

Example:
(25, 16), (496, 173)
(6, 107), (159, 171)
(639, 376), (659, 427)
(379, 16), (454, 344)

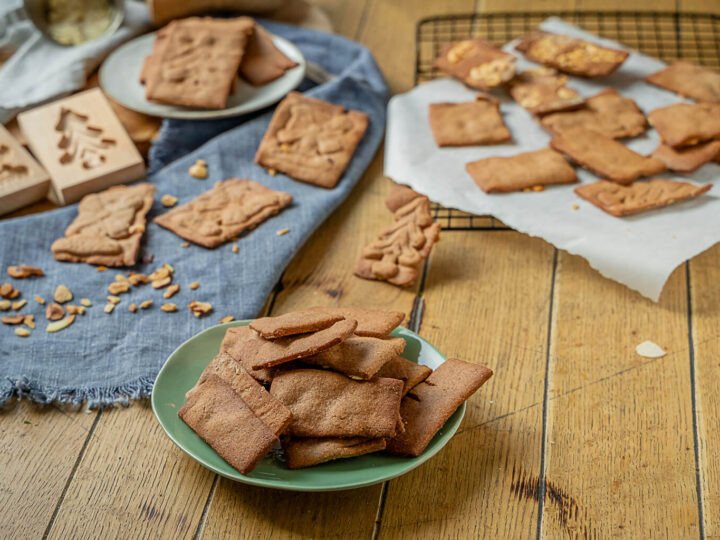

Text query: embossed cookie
(154, 178), (292, 248)
(550, 129), (665, 184)
(647, 103), (720, 148)
(231, 319), (358, 371)
(385, 184), (425, 213)
(574, 178), (712, 217)
(282, 437), (387, 469)
(466, 148), (577, 193)
(429, 95), (511, 147)
(303, 336), (407, 380)
(354, 196), (441, 287)
(240, 24), (298, 86)
(646, 61), (720, 103)
(250, 310), (345, 339)
(375, 356), (432, 396)
(651, 140), (720, 173)
(178, 375), (278, 475)
(516, 30), (628, 77)
(508, 68), (584, 116)
(307, 306), (405, 338)
(254, 92), (369, 188)
(51, 183), (155, 266)
(540, 88), (647, 139)
(146, 17), (253, 109)
(434, 38), (516, 90)
(187, 352), (292, 435)
(270, 369), (403, 438)
(386, 358), (493, 457)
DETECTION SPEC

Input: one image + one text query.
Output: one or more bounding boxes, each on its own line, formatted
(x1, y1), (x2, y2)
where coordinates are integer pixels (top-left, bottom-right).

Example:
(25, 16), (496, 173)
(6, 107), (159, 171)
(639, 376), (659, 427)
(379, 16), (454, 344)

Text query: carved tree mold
(17, 88), (145, 206)
(0, 123), (50, 216)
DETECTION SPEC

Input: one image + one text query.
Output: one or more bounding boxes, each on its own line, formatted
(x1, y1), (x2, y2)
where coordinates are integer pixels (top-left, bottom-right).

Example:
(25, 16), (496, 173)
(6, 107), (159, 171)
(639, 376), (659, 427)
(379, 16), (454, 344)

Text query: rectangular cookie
(230, 319), (358, 371)
(386, 358), (493, 457)
(187, 352), (292, 435)
(650, 140), (720, 173)
(303, 336), (407, 380)
(508, 68), (584, 116)
(250, 310), (345, 339)
(550, 129), (665, 184)
(254, 92), (369, 189)
(647, 103), (720, 148)
(220, 326), (275, 384)
(282, 437), (386, 469)
(154, 178), (292, 248)
(178, 375), (278, 475)
(51, 183), (155, 266)
(433, 38), (516, 90)
(239, 24), (298, 86)
(645, 61), (720, 103)
(307, 306), (405, 337)
(429, 96), (511, 147)
(146, 17), (253, 109)
(354, 196), (441, 287)
(139, 24), (172, 85)
(375, 356), (432, 396)
(574, 178), (712, 217)
(516, 30), (628, 77)
(540, 88), (647, 139)
(270, 369), (403, 438)
(465, 147), (577, 194)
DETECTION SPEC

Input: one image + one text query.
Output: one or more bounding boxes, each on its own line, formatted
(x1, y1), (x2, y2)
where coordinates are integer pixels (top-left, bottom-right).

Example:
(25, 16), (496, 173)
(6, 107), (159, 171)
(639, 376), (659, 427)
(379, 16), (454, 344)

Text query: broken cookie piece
(428, 95), (510, 147)
(239, 24), (299, 86)
(303, 335), (407, 380)
(508, 68), (584, 116)
(650, 140), (720, 173)
(433, 38), (516, 90)
(250, 309), (345, 339)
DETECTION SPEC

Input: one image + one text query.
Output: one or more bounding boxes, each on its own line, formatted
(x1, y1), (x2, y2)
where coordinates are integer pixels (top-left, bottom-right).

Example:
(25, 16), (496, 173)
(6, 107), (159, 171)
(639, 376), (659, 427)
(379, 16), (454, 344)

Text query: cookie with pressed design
(434, 38), (516, 90)
(429, 95), (510, 147)
(645, 61), (720, 103)
(254, 92), (369, 188)
(508, 68), (584, 116)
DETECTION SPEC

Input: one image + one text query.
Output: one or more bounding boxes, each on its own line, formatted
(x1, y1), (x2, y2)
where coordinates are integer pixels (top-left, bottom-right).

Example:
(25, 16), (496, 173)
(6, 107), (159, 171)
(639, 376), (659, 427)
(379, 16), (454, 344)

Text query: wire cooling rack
(416, 11), (720, 230)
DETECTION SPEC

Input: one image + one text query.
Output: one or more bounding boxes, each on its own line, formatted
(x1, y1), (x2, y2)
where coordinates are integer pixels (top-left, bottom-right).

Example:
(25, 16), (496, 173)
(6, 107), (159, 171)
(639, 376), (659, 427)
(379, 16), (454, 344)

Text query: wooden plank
(379, 231), (556, 538)
(0, 401), (96, 538)
(541, 254), (699, 538)
(689, 244), (720, 538)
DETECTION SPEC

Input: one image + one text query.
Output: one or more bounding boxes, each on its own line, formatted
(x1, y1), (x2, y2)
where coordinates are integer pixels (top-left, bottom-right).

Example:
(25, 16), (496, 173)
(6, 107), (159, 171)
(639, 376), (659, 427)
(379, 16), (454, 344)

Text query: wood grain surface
(1, 1), (719, 539)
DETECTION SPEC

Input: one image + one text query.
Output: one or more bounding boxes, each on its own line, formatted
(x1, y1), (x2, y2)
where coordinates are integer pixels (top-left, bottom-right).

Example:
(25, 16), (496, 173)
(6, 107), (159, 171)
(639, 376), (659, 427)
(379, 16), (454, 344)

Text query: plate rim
(99, 31), (307, 120)
(151, 319), (465, 492)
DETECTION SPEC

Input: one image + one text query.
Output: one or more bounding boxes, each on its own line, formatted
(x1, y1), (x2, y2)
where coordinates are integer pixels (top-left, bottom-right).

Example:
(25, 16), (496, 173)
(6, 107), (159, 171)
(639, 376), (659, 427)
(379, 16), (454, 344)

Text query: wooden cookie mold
(0, 123), (50, 216)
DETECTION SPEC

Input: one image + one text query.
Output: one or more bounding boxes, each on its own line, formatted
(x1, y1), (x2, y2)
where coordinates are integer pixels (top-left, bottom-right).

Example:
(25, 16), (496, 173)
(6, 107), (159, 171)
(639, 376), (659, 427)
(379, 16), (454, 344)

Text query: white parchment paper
(384, 18), (720, 301)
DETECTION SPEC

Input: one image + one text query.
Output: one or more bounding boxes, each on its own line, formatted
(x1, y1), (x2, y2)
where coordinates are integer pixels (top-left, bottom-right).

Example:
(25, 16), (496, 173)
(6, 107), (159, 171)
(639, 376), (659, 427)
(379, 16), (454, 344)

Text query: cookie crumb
(46, 303), (65, 321)
(139, 300), (153, 309)
(188, 300), (212, 318)
(54, 285), (73, 304)
(66, 305), (85, 315)
(276, 228), (290, 236)
(572, 204), (579, 210)
(96, 266), (108, 272)
(0, 300), (9, 311)
(232, 244), (239, 254)
(15, 327), (30, 337)
(23, 314), (35, 329)
(532, 185), (545, 192)
(181, 242), (190, 248)
(108, 281), (130, 295)
(8, 265), (44, 279)
(161, 303), (177, 312)
(189, 160), (208, 179)
(2, 314), (24, 325)
(104, 303), (115, 314)
(161, 194), (178, 207)
(80, 298), (92, 307)
(189, 282), (199, 290)
(163, 284), (180, 299)
(107, 295), (121, 305)
(34, 295), (45, 305)
(115, 274), (129, 283)
(12, 299), (27, 310)
(268, 168), (277, 176)
(129, 303), (137, 313)
(46, 315), (75, 333)
(220, 315), (235, 323)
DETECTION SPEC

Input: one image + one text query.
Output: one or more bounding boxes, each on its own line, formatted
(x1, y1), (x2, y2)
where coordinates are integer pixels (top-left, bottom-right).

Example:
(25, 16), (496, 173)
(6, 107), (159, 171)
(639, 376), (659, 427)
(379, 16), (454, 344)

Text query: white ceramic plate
(99, 31), (306, 120)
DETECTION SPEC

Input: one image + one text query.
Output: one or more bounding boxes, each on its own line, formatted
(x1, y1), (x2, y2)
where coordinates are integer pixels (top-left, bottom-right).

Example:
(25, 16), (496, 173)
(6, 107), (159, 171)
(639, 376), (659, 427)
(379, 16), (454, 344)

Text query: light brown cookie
(540, 88), (647, 138)
(254, 92), (369, 189)
(516, 30), (628, 77)
(303, 336), (406, 380)
(306, 306), (405, 337)
(550, 129), (665, 184)
(270, 369), (403, 438)
(250, 310), (345, 339)
(574, 178), (712, 217)
(385, 184), (425, 213)
(650, 140), (720, 173)
(375, 356), (432, 396)
(220, 326), (275, 384)
(508, 68), (585, 116)
(433, 38), (516, 90)
(239, 24), (299, 86)
(178, 375), (278, 475)
(154, 178), (293, 248)
(645, 61), (720, 103)
(354, 196), (441, 287)
(466, 147), (577, 193)
(187, 352), (292, 435)
(232, 319), (358, 371)
(282, 437), (387, 469)
(648, 103), (720, 148)
(146, 17), (253, 109)
(51, 183), (155, 267)
(428, 96), (511, 147)
(386, 358), (493, 457)
(139, 24), (172, 85)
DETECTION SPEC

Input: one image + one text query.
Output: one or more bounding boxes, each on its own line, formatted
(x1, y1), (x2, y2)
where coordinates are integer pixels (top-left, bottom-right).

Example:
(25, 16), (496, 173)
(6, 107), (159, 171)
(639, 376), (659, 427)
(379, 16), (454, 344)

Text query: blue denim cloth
(0, 21), (388, 407)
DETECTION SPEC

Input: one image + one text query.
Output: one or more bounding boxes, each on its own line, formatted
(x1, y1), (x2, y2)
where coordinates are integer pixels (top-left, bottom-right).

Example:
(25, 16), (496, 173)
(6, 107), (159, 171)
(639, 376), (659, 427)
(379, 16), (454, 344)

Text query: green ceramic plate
(151, 320), (464, 492)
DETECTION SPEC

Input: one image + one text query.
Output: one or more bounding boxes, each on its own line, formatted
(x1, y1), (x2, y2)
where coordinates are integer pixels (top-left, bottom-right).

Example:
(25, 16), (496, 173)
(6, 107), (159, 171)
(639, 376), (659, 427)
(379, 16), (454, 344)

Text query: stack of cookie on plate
(140, 16), (298, 109)
(179, 307), (493, 474)
(428, 31), (716, 217)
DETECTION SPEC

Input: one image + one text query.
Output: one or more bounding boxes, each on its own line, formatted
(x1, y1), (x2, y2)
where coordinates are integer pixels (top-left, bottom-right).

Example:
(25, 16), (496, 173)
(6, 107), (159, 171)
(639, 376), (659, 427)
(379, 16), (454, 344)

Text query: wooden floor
(2, 0), (720, 538)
